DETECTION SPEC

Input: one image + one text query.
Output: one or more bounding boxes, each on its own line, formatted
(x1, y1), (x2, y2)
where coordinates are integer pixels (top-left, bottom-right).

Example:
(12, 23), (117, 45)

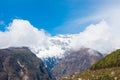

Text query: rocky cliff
(52, 48), (103, 79)
(0, 47), (53, 80)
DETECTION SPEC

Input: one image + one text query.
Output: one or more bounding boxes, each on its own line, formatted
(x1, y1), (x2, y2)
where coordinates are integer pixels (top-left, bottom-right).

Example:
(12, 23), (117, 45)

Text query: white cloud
(70, 21), (111, 53)
(0, 4), (120, 57)
(0, 19), (49, 49)
(55, 2), (120, 54)
(70, 19), (120, 54)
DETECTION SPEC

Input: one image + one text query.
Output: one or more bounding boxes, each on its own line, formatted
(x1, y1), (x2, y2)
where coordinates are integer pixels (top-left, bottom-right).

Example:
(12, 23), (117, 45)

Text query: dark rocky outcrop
(0, 47), (53, 80)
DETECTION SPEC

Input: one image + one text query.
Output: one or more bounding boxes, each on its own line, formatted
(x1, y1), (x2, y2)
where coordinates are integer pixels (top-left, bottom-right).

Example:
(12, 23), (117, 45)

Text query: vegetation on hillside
(90, 49), (120, 70)
(61, 49), (120, 80)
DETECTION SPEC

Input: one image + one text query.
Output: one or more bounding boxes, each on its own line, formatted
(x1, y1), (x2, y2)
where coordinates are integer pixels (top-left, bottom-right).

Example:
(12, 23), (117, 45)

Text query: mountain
(31, 35), (104, 71)
(0, 47), (53, 80)
(32, 34), (73, 58)
(51, 48), (103, 79)
(31, 34), (73, 72)
(62, 49), (120, 80)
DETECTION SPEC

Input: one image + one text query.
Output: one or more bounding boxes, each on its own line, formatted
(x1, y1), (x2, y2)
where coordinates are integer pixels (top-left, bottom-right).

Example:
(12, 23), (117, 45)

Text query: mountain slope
(30, 34), (106, 73)
(0, 47), (53, 80)
(90, 49), (120, 70)
(62, 49), (120, 80)
(52, 48), (103, 79)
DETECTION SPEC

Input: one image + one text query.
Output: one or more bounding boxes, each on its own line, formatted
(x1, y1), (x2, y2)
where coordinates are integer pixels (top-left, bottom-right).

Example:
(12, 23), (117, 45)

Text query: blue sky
(0, 0), (119, 35)
(0, 0), (120, 53)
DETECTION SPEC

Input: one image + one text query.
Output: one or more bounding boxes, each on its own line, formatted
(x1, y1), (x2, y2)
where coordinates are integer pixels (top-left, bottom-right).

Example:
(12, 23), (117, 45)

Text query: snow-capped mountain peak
(31, 34), (74, 58)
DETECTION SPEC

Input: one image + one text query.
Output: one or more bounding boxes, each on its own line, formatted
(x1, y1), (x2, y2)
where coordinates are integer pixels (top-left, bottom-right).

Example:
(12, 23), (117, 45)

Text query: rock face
(52, 48), (103, 79)
(42, 57), (60, 72)
(0, 47), (53, 80)
(63, 49), (120, 80)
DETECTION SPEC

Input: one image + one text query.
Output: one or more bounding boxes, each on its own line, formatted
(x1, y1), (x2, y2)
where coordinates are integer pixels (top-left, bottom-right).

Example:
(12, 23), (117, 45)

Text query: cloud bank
(52, 2), (120, 54)
(0, 19), (49, 49)
(1, 6), (120, 56)
(70, 21), (112, 53)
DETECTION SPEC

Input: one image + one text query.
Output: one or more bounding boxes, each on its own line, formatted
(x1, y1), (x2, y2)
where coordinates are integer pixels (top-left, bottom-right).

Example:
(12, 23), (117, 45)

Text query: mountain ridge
(0, 47), (53, 80)
(62, 49), (120, 80)
(52, 48), (103, 79)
